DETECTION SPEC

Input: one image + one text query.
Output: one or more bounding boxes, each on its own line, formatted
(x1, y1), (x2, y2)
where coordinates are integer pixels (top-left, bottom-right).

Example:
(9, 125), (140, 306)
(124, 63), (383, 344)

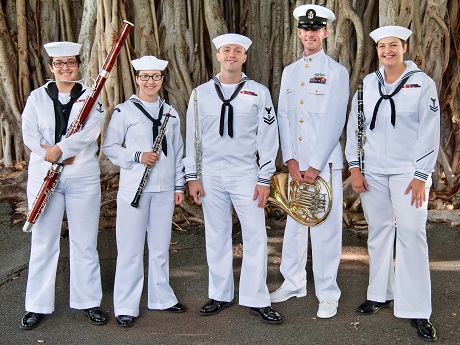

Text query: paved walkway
(0, 202), (459, 344)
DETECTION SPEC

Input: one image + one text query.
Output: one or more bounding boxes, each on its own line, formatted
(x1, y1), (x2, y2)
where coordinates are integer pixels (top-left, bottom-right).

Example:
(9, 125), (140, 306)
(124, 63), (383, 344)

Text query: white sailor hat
(130, 56), (169, 71)
(369, 25), (412, 43)
(293, 4), (335, 29)
(212, 33), (252, 51)
(43, 41), (81, 57)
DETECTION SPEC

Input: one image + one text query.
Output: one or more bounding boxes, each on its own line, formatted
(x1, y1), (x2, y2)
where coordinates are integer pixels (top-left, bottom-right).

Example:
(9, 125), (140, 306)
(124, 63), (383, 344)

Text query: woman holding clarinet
(345, 26), (439, 342)
(20, 41), (107, 329)
(102, 56), (186, 327)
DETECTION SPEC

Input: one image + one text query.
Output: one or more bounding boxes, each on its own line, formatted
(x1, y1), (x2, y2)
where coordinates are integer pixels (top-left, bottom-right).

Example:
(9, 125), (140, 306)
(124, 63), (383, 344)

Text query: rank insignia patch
(96, 102), (104, 113)
(310, 73), (326, 84)
(240, 90), (258, 96)
(402, 84), (421, 88)
(264, 107), (275, 125)
(429, 98), (439, 112)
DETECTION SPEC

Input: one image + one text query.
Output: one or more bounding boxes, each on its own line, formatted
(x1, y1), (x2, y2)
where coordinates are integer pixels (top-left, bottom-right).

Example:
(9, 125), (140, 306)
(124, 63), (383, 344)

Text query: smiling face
(136, 70), (164, 102)
(376, 37), (407, 68)
(216, 44), (247, 74)
(297, 27), (327, 56)
(49, 56), (80, 83)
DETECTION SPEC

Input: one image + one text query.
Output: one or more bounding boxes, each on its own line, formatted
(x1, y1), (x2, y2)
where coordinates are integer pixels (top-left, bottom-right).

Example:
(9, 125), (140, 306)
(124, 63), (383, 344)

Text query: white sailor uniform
(277, 49), (349, 302)
(102, 95), (184, 317)
(21, 81), (105, 313)
(183, 73), (279, 307)
(345, 61), (440, 319)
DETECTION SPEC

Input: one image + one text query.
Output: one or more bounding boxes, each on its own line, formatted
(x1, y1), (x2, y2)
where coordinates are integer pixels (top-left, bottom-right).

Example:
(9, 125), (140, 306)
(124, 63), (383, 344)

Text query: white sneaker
(317, 300), (338, 318)
(270, 287), (306, 303)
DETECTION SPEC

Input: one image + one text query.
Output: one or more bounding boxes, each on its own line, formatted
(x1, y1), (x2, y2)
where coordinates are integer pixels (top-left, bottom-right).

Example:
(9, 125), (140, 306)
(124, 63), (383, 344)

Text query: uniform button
(299, 137), (303, 141)
(300, 100), (304, 105)
(309, 58), (312, 61)
(301, 82), (305, 86)
(299, 118), (304, 123)
(305, 64), (309, 68)
(315, 90), (318, 93)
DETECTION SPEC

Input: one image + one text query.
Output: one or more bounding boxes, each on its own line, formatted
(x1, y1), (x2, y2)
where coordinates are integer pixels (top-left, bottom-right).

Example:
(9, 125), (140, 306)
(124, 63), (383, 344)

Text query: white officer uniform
(102, 56), (184, 317)
(275, 5), (349, 307)
(345, 27), (440, 319)
(22, 42), (105, 313)
(183, 36), (279, 308)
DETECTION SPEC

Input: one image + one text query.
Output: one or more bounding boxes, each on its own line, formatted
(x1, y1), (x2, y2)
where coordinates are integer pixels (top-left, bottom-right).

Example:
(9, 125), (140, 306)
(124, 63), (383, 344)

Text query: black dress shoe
(165, 303), (187, 313)
(20, 312), (43, 330)
(199, 299), (233, 316)
(411, 319), (437, 342)
(116, 315), (135, 327)
(357, 300), (393, 314)
(249, 306), (283, 324)
(84, 307), (107, 325)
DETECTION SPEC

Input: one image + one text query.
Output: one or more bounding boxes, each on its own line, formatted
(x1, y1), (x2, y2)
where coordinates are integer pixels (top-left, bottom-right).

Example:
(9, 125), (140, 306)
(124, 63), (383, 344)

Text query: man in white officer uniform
(183, 33), (282, 324)
(102, 56), (186, 327)
(21, 41), (106, 329)
(270, 4), (349, 319)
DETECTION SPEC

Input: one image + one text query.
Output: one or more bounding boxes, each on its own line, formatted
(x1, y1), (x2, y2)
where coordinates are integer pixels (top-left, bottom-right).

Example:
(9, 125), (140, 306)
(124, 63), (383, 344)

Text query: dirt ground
(0, 202), (459, 344)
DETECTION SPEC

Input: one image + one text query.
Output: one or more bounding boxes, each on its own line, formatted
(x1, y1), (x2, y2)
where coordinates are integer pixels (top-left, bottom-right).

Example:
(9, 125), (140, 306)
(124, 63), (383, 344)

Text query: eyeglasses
(52, 60), (78, 68)
(138, 74), (163, 81)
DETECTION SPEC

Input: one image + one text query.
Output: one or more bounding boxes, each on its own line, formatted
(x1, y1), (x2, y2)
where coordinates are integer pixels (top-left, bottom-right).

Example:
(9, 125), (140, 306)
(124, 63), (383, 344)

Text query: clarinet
(357, 79), (365, 174)
(131, 107), (173, 208)
(23, 20), (134, 233)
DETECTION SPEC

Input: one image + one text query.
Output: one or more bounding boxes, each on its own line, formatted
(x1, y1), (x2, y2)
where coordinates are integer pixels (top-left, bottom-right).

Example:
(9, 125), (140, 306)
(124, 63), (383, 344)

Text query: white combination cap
(212, 33), (252, 51)
(369, 25), (412, 43)
(293, 4), (335, 28)
(44, 41), (81, 57)
(130, 56), (169, 71)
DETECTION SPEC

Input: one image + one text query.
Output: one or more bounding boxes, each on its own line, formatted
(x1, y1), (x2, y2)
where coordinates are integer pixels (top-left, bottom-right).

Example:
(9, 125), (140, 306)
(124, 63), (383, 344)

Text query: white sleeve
(182, 90), (200, 181)
(345, 91), (360, 170)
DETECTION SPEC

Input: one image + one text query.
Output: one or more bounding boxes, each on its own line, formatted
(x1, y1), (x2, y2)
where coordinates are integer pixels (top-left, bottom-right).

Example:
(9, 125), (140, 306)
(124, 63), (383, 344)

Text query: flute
(357, 79), (365, 174)
(131, 107), (173, 208)
(23, 20), (134, 233)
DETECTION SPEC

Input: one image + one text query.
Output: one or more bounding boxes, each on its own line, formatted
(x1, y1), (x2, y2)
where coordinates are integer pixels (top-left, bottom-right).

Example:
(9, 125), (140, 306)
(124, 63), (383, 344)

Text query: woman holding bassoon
(20, 42), (107, 329)
(345, 26), (439, 342)
(102, 56), (186, 328)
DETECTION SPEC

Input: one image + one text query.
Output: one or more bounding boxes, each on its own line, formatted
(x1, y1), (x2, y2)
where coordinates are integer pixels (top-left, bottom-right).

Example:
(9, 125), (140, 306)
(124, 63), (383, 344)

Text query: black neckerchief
(45, 82), (84, 143)
(370, 69), (421, 130)
(130, 98), (167, 156)
(214, 81), (246, 138)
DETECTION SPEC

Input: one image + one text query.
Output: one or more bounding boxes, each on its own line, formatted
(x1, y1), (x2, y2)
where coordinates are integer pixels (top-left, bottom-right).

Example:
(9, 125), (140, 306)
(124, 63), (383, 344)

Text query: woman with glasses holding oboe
(345, 26), (439, 342)
(20, 42), (107, 329)
(102, 56), (186, 328)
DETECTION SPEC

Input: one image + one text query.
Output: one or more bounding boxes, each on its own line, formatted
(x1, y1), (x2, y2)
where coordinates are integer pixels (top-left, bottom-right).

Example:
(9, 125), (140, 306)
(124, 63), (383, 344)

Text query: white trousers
(201, 175), (271, 307)
(25, 175), (103, 313)
(360, 172), (432, 319)
(279, 169), (342, 302)
(113, 190), (178, 317)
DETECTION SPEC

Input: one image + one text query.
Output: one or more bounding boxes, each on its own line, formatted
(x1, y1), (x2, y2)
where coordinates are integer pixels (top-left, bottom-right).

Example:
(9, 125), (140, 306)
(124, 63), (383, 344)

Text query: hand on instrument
(404, 178), (426, 208)
(286, 159), (303, 182)
(303, 166), (320, 184)
(175, 192), (185, 205)
(40, 144), (62, 163)
(141, 152), (158, 166)
(254, 184), (270, 208)
(188, 180), (205, 205)
(350, 168), (368, 193)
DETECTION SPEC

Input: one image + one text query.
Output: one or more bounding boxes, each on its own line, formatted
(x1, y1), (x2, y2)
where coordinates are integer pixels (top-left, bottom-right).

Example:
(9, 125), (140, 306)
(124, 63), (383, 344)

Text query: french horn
(268, 169), (332, 226)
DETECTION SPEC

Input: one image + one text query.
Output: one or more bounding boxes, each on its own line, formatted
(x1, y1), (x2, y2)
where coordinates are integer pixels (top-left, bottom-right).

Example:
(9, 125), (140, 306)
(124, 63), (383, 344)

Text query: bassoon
(131, 107), (173, 208)
(23, 20), (134, 233)
(357, 79), (365, 174)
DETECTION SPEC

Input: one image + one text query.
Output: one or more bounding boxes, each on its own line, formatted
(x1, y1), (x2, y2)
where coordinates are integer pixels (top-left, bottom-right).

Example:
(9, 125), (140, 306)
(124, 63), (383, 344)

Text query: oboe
(357, 79), (365, 174)
(23, 20), (134, 233)
(131, 107), (173, 208)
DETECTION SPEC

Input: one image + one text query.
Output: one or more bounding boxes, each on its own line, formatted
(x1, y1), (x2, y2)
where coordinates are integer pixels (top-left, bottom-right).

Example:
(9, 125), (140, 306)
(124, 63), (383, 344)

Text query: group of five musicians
(19, 4), (439, 342)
